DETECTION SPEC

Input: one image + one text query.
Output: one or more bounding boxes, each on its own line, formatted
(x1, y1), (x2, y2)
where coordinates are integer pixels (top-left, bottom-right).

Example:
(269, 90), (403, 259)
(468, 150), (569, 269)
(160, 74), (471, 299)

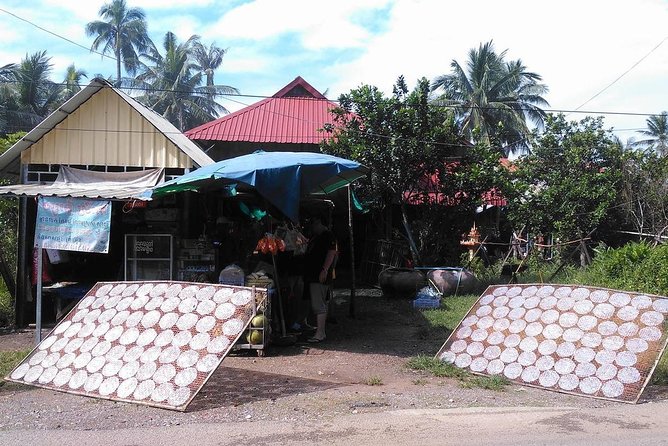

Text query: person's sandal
(307, 336), (325, 343)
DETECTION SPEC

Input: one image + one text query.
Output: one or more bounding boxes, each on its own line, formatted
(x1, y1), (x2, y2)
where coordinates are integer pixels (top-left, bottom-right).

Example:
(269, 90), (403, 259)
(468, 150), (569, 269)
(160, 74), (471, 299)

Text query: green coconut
(251, 314), (266, 328)
(247, 329), (263, 344)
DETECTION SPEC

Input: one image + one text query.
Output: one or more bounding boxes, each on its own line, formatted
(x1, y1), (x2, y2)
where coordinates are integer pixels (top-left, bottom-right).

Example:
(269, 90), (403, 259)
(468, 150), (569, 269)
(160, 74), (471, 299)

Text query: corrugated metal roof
(185, 76), (339, 144)
(0, 78), (214, 176)
(0, 166), (162, 200)
(0, 183), (152, 201)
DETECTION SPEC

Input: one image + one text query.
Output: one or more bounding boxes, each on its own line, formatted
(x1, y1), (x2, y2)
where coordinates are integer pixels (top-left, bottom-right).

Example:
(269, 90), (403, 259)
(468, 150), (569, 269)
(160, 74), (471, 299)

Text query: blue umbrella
(152, 151), (368, 221)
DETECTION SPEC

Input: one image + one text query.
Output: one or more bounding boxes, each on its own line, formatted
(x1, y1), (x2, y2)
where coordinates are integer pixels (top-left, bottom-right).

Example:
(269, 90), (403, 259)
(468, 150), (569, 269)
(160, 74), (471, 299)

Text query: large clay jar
(378, 267), (427, 298)
(428, 269), (479, 296)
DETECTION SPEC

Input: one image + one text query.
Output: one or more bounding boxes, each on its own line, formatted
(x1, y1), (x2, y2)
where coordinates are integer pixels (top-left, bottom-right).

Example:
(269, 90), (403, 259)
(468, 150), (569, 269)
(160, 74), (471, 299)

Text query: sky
(0, 0), (667, 141)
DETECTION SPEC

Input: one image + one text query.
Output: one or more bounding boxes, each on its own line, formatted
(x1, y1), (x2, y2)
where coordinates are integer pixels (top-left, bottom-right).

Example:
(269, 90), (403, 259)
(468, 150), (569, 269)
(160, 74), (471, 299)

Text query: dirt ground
(0, 288), (666, 432)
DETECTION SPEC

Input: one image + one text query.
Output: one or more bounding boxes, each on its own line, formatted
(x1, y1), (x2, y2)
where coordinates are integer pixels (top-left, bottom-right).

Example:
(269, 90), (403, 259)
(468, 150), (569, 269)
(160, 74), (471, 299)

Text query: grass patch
(410, 295), (509, 391)
(460, 375), (510, 391)
(0, 349), (30, 385)
(412, 378), (428, 386)
(407, 355), (468, 379)
(421, 293), (479, 332)
(364, 375), (383, 386)
(407, 354), (509, 391)
(652, 350), (668, 385)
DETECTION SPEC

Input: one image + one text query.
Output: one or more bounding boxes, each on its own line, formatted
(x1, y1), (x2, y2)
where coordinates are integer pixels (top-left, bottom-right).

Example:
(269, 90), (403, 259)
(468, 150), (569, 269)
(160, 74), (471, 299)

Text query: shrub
(568, 241), (668, 295)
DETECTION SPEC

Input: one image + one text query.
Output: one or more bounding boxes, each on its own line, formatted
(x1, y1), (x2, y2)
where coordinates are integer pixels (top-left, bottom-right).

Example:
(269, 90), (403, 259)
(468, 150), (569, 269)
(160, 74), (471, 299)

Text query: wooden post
(348, 185), (356, 319)
(35, 245), (43, 345)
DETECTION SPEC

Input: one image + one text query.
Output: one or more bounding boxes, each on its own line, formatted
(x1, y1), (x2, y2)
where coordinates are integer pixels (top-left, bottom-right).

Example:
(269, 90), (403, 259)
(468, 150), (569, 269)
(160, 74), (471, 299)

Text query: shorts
(309, 282), (330, 315)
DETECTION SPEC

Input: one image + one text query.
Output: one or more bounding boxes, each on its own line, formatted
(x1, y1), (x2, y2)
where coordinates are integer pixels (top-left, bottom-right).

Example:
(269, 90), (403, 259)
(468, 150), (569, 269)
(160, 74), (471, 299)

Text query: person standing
(303, 214), (337, 343)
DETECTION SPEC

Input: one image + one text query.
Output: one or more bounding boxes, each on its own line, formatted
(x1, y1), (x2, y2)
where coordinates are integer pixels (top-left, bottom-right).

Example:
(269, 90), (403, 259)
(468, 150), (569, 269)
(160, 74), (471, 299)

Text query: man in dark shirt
(303, 214), (337, 343)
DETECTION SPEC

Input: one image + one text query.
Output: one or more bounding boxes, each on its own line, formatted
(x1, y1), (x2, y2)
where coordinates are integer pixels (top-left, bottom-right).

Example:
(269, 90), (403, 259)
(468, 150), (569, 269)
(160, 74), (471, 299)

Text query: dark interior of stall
(22, 187), (367, 340)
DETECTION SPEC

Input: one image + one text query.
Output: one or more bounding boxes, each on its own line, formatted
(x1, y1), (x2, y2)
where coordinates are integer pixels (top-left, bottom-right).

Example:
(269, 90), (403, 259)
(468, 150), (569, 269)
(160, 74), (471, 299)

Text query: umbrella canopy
(151, 151), (368, 221)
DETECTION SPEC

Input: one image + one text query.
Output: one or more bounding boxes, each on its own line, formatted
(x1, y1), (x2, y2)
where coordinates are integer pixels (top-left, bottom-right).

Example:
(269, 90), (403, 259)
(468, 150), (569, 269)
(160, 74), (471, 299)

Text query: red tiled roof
(185, 76), (339, 144)
(403, 159), (510, 207)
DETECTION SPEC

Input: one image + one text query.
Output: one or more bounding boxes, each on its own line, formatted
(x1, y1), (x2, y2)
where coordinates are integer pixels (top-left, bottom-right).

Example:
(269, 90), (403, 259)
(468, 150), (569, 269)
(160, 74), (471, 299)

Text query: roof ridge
(272, 76), (326, 99)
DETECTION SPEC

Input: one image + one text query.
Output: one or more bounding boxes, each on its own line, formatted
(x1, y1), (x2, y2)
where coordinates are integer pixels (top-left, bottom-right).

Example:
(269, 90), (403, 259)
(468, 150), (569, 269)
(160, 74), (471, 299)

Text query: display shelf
(234, 288), (272, 357)
(177, 238), (216, 282)
(124, 234), (173, 281)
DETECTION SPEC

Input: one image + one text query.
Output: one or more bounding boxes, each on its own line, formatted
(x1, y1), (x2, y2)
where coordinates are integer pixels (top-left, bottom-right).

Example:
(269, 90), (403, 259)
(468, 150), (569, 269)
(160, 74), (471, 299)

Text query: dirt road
(1, 402), (667, 446)
(0, 289), (666, 444)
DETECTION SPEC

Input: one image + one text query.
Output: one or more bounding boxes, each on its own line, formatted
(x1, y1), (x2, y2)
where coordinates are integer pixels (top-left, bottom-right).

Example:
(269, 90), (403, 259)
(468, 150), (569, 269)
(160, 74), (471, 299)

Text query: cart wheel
(257, 349), (265, 357)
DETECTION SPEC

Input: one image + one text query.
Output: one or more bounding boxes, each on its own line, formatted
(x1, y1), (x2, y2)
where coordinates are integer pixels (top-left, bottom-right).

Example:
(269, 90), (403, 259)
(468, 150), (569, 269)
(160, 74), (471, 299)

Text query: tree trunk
(0, 242), (15, 299)
(400, 202), (421, 267)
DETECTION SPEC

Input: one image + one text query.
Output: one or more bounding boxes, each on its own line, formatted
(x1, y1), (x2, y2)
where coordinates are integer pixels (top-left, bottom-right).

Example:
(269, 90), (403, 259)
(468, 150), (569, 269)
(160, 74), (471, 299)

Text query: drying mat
(6, 281), (267, 411)
(436, 284), (668, 403)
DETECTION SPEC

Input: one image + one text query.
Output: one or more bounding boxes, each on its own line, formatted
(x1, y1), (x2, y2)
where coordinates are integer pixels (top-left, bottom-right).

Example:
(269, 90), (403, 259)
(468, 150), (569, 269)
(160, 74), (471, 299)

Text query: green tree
(62, 64), (88, 101)
(0, 132), (22, 301)
(508, 114), (623, 264)
(0, 64), (17, 134)
(135, 32), (238, 131)
(1, 52), (62, 133)
(323, 76), (506, 263)
(632, 112), (668, 156)
(85, 0), (154, 84)
(615, 150), (668, 238)
(431, 41), (549, 155)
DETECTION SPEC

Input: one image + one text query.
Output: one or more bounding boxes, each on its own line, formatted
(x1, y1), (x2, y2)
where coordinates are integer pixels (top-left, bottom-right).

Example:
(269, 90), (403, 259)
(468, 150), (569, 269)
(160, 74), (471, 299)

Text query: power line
(3, 79), (664, 119)
(0, 123), (477, 149)
(0, 7), (116, 62)
(2, 7), (666, 119)
(573, 35), (668, 111)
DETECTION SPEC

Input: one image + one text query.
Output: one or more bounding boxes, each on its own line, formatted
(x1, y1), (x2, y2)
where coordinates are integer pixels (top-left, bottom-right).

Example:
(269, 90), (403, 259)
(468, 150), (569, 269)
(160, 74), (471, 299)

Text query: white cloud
(135, 0), (213, 9)
(325, 0), (668, 133)
(206, 0), (392, 49)
(150, 15), (201, 42)
(1, 0), (667, 137)
(41, 0), (103, 22)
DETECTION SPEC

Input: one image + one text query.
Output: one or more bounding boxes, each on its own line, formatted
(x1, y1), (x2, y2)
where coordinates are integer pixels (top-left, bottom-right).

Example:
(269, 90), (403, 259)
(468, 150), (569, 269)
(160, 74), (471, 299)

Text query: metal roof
(0, 166), (162, 200)
(185, 76), (339, 144)
(0, 183), (153, 201)
(0, 78), (214, 176)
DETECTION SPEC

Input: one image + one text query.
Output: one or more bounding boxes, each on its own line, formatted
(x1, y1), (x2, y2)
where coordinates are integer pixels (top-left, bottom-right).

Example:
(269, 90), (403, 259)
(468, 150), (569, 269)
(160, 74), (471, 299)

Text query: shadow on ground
(268, 287), (450, 359)
(187, 366), (342, 412)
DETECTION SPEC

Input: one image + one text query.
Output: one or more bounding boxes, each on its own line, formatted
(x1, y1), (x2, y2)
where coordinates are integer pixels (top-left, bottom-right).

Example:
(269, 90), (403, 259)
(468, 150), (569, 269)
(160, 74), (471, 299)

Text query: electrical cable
(573, 35), (668, 111)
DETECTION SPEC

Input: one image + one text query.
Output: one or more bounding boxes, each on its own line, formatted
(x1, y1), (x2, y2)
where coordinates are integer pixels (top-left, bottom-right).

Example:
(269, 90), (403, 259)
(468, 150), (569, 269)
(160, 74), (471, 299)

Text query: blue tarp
(152, 151), (368, 221)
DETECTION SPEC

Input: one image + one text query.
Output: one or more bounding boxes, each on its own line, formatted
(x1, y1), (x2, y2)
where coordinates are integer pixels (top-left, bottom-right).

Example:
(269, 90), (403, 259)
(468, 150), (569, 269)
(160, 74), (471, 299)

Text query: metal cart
(228, 284), (272, 357)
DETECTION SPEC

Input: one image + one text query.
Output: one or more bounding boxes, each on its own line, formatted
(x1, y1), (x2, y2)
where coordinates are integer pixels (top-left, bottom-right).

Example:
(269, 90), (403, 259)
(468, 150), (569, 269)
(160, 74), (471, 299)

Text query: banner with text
(35, 196), (112, 253)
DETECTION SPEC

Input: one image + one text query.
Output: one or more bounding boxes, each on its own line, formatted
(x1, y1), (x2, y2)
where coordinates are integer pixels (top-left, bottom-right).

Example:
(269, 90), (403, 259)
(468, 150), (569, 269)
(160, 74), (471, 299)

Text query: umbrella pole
(271, 253), (287, 337)
(348, 185), (356, 319)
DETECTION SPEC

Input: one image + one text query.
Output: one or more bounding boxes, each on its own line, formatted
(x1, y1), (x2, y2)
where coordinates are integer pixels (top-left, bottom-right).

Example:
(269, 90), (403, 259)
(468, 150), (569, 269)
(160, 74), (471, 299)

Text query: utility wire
(573, 35), (668, 111)
(0, 7), (116, 62)
(2, 79), (663, 119)
(1, 7), (665, 119)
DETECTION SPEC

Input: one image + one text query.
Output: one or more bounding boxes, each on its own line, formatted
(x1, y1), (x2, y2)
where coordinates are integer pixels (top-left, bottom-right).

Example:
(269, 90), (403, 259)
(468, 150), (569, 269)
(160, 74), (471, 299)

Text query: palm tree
(632, 112), (668, 156)
(0, 64), (17, 134)
(62, 64), (88, 101)
(0, 63), (16, 83)
(135, 32), (239, 131)
(85, 0), (154, 84)
(431, 41), (549, 154)
(192, 41), (226, 87)
(1, 51), (63, 132)
(192, 41), (237, 114)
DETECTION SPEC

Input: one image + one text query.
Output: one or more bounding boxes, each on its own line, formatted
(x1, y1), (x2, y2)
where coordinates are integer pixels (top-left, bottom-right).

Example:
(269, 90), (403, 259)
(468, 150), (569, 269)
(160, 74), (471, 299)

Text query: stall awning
(0, 166), (163, 201)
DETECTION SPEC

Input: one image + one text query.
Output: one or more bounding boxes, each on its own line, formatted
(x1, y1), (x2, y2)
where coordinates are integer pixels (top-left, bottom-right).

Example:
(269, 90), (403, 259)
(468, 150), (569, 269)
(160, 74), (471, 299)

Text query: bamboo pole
(347, 185), (356, 319)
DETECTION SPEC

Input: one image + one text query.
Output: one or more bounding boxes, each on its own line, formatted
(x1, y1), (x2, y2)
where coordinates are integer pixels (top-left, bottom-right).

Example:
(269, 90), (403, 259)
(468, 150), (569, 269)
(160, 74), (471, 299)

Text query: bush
(568, 241), (668, 295)
(0, 281), (12, 327)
